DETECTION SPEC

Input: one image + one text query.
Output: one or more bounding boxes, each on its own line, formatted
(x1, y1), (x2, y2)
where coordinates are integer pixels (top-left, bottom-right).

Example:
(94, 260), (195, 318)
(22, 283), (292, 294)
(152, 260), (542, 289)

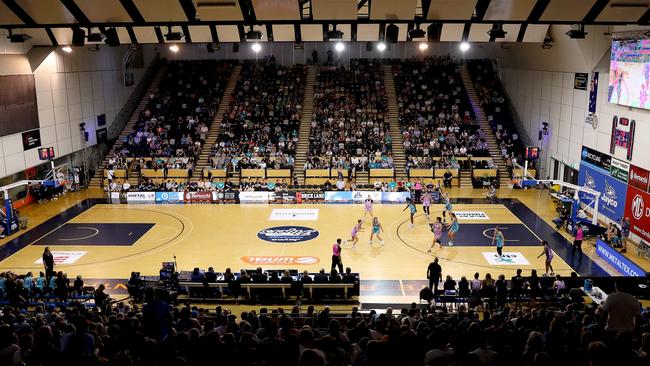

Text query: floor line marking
(399, 280), (406, 296)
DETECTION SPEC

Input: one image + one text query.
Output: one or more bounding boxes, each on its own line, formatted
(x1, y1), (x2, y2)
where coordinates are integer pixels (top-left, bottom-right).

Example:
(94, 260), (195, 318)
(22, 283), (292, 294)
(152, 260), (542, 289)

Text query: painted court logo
(242, 256), (320, 265)
(257, 226), (320, 243)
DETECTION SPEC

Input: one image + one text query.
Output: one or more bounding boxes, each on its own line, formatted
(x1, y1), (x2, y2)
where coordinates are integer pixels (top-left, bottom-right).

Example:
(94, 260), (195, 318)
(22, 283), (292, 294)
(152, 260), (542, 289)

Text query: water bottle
(583, 279), (593, 293)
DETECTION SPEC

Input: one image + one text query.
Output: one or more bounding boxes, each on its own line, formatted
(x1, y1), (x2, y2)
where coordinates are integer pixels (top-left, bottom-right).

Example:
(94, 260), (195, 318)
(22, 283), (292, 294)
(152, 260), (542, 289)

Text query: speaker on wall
(104, 28), (120, 47)
(72, 28), (85, 47)
(232, 43), (239, 53)
(385, 24), (399, 43)
(366, 42), (372, 52)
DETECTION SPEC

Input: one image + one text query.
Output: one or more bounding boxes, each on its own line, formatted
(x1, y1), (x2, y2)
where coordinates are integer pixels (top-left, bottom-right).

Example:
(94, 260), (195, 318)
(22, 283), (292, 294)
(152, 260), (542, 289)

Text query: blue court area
(32, 223), (155, 246)
(429, 223), (540, 246)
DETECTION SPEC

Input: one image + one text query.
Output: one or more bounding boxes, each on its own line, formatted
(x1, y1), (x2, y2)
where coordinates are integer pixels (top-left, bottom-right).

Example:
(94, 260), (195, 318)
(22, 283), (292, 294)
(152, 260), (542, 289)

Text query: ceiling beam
(474, 0), (491, 21)
(209, 24), (219, 43)
(528, 0), (551, 22)
(126, 25), (138, 44)
(462, 22), (471, 41)
(516, 23), (528, 42)
(351, 23), (357, 42)
(154, 26), (164, 43)
(2, 0), (36, 25)
(45, 27), (58, 46)
(237, 24), (246, 42)
(357, 0), (368, 11)
(239, 0), (257, 24)
(120, 0), (145, 23)
(638, 7), (650, 24)
(181, 24), (192, 43)
(583, 0), (609, 23)
(60, 0), (91, 25)
(179, 0), (196, 22)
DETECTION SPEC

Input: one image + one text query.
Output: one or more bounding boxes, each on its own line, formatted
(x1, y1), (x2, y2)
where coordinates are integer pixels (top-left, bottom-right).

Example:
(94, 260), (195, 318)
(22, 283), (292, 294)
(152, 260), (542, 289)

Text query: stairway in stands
(383, 65), (408, 181)
(293, 65), (316, 185)
(459, 170), (473, 189)
(460, 65), (511, 188)
(193, 65), (242, 183)
(88, 65), (168, 189)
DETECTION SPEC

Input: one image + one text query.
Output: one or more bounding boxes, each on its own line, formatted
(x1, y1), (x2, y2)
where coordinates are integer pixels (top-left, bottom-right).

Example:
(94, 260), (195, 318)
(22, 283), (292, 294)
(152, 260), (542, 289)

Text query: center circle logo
(257, 226), (320, 243)
(632, 194), (645, 220)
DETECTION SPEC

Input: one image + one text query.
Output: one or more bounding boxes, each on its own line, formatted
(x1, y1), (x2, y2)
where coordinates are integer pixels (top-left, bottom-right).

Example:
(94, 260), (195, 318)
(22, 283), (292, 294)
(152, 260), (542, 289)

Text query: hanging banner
(588, 72), (599, 113)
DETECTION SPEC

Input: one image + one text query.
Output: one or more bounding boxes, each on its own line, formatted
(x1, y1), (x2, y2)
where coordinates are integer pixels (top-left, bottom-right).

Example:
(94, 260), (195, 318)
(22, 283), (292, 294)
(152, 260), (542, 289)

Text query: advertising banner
(155, 192), (184, 202)
(352, 190), (382, 203)
(296, 191), (324, 203)
(610, 158), (629, 183)
(183, 191), (213, 202)
(239, 191), (270, 203)
(596, 239), (645, 276)
(380, 192), (411, 203)
(577, 162), (627, 221)
(624, 185), (650, 242)
(269, 209), (319, 221)
(269, 191), (297, 204)
(628, 164), (650, 192)
(324, 191), (353, 203)
(126, 192), (155, 202)
(581, 146), (611, 171)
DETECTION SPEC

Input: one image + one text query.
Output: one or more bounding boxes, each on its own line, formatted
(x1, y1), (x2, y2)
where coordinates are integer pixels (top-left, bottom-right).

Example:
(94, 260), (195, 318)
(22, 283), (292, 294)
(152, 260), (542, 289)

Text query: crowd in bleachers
(212, 58), (305, 171)
(467, 59), (534, 173)
(116, 60), (232, 160)
(307, 60), (392, 172)
(393, 57), (489, 172)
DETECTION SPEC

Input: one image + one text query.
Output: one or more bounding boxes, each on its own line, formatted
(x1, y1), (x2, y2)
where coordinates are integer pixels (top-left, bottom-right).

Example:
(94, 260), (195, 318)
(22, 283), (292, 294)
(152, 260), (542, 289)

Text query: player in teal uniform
(403, 197), (417, 228)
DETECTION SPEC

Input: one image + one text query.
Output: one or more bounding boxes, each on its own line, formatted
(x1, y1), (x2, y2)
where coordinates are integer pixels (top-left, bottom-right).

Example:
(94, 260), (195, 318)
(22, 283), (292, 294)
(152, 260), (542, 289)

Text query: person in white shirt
(336, 179), (345, 191)
(122, 181), (131, 193)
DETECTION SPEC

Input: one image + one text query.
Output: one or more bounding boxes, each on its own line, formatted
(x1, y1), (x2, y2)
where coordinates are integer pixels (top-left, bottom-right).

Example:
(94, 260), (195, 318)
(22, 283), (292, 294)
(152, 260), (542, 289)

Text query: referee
(331, 238), (343, 273)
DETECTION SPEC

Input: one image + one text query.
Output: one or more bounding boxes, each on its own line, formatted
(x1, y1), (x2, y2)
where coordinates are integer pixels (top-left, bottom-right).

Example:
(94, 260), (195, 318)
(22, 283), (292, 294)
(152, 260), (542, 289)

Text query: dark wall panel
(0, 75), (39, 137)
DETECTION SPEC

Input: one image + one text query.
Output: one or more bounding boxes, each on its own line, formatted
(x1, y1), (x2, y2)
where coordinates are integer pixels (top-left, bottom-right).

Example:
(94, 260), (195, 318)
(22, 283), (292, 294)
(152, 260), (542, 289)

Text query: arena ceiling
(0, 0), (649, 46)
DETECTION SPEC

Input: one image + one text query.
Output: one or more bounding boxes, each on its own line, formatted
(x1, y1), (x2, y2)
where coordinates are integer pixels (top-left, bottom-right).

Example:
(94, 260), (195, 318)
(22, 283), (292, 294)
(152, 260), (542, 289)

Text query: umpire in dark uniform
(427, 257), (443, 294)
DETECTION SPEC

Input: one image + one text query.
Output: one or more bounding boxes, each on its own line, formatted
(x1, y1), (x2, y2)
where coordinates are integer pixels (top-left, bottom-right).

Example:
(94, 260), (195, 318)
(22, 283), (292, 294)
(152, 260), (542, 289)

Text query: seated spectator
(190, 268), (204, 282)
(443, 275), (457, 293)
(314, 269), (329, 283)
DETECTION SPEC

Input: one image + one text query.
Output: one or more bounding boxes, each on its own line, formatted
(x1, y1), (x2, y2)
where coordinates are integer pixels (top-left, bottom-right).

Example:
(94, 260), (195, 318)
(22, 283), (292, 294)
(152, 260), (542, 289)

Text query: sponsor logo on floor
(35, 251), (87, 265)
(482, 252), (530, 265)
(454, 211), (490, 220)
(241, 256), (320, 265)
(257, 226), (320, 243)
(269, 209), (319, 221)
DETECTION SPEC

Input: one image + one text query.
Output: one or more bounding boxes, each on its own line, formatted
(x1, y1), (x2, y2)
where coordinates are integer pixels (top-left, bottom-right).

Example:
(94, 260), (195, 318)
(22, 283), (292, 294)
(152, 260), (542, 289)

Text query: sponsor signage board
(628, 164), (650, 192)
(126, 192), (155, 202)
(596, 239), (645, 276)
(296, 191), (324, 203)
(241, 256), (320, 265)
(578, 162), (627, 221)
(581, 146), (611, 171)
(155, 192), (184, 202)
(257, 226), (319, 243)
(269, 209), (319, 221)
(269, 191), (297, 204)
(324, 191), (353, 202)
(610, 158), (630, 183)
(624, 185), (650, 242)
(184, 191), (213, 202)
(35, 251), (87, 265)
(380, 192), (411, 203)
(482, 252), (530, 265)
(212, 190), (239, 203)
(239, 191), (270, 203)
(351, 191), (382, 203)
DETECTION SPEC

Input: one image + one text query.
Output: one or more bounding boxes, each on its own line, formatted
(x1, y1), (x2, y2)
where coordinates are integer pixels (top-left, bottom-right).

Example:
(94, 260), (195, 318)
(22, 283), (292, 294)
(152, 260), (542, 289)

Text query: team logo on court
(241, 256), (320, 265)
(632, 194), (645, 220)
(257, 226), (320, 243)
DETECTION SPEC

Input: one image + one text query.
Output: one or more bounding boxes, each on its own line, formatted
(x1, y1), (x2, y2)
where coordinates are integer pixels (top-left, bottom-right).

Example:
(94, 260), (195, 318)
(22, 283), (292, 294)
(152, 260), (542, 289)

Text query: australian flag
(588, 72), (599, 113)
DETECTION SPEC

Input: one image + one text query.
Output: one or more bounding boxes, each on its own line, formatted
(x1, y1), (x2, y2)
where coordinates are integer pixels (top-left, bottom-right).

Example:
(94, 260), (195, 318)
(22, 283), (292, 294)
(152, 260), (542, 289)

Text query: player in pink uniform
(422, 192), (431, 219)
(344, 219), (364, 247)
(364, 196), (374, 218)
(428, 217), (444, 252)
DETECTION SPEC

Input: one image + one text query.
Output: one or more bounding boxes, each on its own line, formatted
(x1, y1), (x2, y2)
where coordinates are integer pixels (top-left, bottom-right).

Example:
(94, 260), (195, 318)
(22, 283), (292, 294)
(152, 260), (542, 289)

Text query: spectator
(598, 279), (641, 333)
(427, 257), (443, 292)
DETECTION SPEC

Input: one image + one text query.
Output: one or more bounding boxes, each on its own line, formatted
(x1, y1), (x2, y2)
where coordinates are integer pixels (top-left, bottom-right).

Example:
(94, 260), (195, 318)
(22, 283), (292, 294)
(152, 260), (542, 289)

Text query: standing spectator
(620, 217), (630, 253)
(598, 279), (641, 334)
(94, 284), (110, 313)
(427, 257), (443, 293)
(42, 247), (54, 283)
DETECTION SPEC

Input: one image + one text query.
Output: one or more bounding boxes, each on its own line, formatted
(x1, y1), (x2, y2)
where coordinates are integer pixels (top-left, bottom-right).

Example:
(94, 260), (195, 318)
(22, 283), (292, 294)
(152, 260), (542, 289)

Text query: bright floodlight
(459, 42), (470, 52)
(251, 42), (262, 53)
(335, 42), (345, 52)
(169, 44), (179, 53)
(419, 42), (429, 51)
(376, 42), (386, 51)
(61, 46), (72, 53)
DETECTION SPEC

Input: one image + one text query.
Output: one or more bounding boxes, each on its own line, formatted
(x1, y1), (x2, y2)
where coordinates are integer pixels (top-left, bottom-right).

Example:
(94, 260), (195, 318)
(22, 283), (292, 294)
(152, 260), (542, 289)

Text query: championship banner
(126, 192), (155, 202)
